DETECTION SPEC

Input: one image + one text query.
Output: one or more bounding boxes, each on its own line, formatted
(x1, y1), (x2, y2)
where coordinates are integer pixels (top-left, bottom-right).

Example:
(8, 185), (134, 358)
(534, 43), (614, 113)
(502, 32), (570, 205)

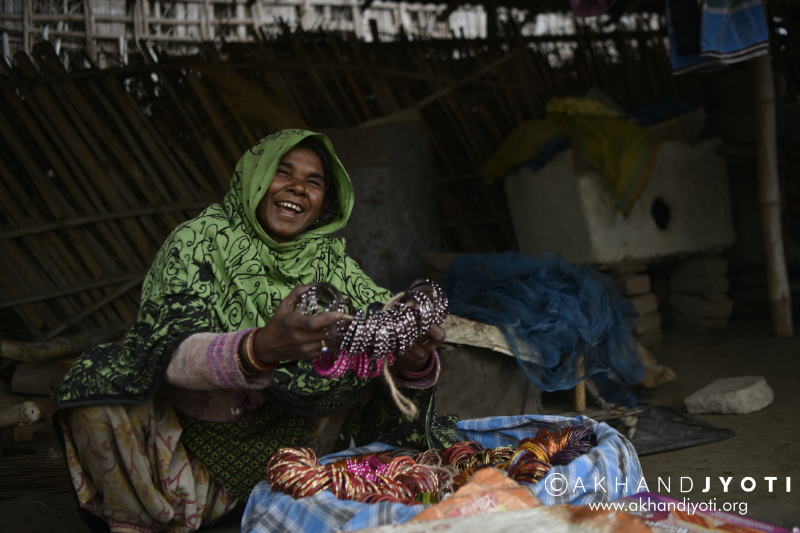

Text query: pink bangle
(396, 351), (436, 380)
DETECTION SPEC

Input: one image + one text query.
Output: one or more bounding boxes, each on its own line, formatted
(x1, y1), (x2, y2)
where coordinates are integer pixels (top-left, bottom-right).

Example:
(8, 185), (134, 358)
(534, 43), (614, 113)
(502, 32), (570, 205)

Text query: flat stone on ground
(684, 376), (774, 415)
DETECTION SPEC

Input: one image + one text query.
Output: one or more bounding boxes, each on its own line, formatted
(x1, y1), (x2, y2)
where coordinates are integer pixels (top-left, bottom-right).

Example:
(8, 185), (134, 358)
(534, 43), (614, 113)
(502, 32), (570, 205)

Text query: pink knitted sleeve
(164, 329), (273, 390)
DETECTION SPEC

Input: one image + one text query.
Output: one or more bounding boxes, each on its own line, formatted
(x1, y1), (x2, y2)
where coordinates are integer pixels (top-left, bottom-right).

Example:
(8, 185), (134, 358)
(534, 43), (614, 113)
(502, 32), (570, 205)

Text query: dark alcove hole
(651, 197), (671, 230)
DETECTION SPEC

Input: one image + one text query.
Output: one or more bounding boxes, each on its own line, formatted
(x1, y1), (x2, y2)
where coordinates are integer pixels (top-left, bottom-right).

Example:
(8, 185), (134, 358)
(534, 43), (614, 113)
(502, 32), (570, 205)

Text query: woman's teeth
(277, 201), (303, 213)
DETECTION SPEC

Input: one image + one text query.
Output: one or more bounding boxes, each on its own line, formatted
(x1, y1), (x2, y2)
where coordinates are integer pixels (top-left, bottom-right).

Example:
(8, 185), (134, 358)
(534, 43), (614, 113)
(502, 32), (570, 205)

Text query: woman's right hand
(251, 284), (342, 366)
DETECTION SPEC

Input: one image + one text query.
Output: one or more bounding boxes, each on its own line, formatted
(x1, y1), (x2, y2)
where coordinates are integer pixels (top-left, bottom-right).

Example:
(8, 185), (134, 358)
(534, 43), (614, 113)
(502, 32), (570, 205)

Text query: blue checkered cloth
(242, 415), (643, 533)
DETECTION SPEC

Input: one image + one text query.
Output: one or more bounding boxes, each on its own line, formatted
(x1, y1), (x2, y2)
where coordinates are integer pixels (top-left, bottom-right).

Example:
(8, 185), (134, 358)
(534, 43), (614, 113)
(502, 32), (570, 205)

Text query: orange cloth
(411, 468), (542, 521)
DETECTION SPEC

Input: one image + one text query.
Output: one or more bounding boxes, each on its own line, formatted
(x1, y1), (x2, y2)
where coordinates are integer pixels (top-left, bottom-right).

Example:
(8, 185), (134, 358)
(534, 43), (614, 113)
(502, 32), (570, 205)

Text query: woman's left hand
(396, 324), (446, 373)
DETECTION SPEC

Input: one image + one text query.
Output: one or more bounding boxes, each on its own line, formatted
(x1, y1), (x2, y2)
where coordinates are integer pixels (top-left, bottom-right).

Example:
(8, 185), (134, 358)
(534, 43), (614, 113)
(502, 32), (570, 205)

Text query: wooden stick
(45, 273), (147, 340)
(0, 270), (149, 309)
(0, 401), (40, 430)
(185, 72), (243, 160)
(574, 356), (586, 412)
(753, 54), (793, 337)
(406, 41), (523, 109)
(0, 202), (210, 242)
(1, 332), (124, 363)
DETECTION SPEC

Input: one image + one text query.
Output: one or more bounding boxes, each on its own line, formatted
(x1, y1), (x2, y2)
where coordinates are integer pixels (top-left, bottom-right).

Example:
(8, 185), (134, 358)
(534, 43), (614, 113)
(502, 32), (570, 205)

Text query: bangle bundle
(265, 426), (596, 505)
(295, 279), (448, 379)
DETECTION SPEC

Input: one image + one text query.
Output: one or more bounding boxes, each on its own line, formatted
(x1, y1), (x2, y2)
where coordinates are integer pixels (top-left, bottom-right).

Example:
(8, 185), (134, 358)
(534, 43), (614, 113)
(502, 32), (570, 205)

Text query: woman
(55, 130), (455, 533)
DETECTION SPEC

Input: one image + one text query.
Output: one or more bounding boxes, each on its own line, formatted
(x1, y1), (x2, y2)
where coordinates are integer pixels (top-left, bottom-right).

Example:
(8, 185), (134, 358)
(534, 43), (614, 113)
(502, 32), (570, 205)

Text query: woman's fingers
(414, 325), (446, 350)
(301, 311), (344, 331)
(281, 284), (314, 310)
(297, 340), (331, 360)
(427, 325), (446, 346)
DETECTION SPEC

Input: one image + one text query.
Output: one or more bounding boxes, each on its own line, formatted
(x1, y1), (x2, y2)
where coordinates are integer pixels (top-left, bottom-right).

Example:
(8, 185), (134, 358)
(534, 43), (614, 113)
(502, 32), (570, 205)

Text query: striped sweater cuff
(207, 328), (272, 389)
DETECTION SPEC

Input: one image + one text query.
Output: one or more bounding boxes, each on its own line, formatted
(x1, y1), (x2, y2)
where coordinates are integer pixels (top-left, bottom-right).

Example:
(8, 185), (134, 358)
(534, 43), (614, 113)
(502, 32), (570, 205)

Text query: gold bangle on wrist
(238, 352), (256, 376)
(245, 328), (277, 372)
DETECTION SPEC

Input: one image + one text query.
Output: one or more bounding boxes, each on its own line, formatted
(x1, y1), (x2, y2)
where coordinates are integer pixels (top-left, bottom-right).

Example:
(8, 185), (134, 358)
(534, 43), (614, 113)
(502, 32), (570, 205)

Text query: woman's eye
(307, 179), (323, 188)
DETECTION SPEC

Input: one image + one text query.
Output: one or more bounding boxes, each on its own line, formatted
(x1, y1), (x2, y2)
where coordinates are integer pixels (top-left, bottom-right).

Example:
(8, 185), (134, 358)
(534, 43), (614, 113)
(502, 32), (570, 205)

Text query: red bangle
(397, 351), (436, 380)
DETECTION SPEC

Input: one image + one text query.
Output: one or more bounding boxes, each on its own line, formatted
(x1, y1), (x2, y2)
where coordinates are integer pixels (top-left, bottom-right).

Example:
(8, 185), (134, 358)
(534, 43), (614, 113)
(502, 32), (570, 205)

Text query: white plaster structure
(505, 139), (736, 265)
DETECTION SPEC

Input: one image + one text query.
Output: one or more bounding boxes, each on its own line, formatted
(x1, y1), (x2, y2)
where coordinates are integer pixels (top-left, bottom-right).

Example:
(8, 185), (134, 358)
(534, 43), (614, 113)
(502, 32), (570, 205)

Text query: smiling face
(256, 146), (326, 243)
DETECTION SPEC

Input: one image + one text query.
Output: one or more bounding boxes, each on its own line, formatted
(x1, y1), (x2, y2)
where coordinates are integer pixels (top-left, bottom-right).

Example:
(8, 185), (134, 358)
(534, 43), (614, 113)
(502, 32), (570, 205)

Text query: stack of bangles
(237, 328), (276, 376)
(265, 426), (596, 505)
(295, 279), (448, 379)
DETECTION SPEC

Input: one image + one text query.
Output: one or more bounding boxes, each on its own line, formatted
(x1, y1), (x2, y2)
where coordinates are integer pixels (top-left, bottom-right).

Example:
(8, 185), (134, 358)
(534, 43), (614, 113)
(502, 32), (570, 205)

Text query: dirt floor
(2, 317), (798, 532)
(636, 319), (800, 528)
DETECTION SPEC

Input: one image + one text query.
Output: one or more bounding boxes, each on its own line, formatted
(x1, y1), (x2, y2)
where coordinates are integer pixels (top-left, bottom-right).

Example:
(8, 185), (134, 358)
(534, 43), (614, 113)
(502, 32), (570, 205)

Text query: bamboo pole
(753, 53), (793, 337)
(1, 332), (123, 363)
(45, 274), (147, 340)
(0, 270), (149, 309)
(0, 202), (210, 241)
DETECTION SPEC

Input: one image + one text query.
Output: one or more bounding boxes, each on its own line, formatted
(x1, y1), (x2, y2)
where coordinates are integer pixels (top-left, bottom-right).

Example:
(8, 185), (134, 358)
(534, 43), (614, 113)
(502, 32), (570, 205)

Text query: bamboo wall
(0, 20), (768, 342)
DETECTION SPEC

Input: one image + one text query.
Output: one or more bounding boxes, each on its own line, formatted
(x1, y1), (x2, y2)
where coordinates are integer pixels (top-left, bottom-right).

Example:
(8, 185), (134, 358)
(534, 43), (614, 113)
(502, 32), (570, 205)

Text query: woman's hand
(252, 284), (342, 365)
(396, 324), (446, 373)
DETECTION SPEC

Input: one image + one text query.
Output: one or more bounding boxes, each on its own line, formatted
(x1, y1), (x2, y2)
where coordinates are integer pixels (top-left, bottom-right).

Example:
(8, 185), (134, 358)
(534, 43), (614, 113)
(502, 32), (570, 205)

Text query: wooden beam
(83, 0), (97, 58)
(0, 201), (211, 241)
(44, 273), (147, 339)
(753, 54), (793, 336)
(360, 0), (376, 14)
(413, 49), (521, 110)
(1, 332), (125, 362)
(436, 1), (460, 22)
(0, 270), (149, 309)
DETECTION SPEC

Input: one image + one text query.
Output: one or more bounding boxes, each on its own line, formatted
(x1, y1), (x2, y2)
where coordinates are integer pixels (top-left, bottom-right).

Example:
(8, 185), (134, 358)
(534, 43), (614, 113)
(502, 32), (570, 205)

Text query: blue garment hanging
(667, 0), (770, 75)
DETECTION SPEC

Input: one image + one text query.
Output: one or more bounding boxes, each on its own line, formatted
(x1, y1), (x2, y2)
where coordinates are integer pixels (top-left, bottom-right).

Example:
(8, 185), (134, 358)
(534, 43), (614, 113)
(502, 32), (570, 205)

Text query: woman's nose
(285, 177), (307, 195)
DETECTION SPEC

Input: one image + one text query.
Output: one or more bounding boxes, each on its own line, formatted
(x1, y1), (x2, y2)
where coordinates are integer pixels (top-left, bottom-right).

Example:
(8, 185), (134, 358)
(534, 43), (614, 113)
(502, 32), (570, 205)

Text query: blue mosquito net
(441, 251), (645, 397)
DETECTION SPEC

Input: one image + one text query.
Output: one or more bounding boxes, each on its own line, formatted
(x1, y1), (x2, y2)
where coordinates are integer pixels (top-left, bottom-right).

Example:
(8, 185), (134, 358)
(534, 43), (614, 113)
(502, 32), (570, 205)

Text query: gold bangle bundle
(265, 426), (596, 505)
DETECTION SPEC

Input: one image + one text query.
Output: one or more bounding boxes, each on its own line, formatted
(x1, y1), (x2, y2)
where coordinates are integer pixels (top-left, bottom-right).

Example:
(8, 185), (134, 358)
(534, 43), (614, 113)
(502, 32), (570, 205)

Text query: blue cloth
(441, 251), (644, 395)
(242, 414), (643, 533)
(667, 0), (770, 75)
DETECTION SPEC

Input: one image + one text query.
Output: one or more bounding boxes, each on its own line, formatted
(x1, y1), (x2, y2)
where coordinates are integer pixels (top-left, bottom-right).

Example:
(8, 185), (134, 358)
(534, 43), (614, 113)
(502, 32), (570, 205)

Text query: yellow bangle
(245, 328), (276, 372)
(238, 352), (256, 376)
